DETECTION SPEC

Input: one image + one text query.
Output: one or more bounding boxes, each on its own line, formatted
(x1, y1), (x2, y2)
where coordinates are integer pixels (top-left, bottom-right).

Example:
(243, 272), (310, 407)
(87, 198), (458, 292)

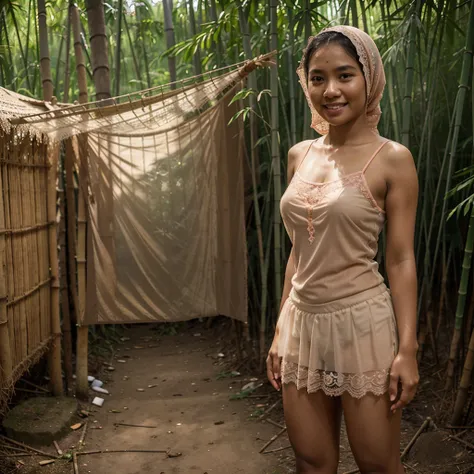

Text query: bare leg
(342, 392), (404, 474)
(283, 383), (342, 474)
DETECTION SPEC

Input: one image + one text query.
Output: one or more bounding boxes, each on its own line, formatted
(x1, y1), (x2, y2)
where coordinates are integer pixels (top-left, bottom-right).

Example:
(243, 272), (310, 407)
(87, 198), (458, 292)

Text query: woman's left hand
(388, 351), (419, 412)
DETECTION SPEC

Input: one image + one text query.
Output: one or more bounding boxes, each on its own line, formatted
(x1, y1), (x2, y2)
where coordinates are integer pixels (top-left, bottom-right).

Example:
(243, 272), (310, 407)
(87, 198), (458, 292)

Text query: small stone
(106, 366), (115, 372)
(70, 423), (82, 431)
(39, 460), (55, 466)
(92, 386), (109, 395)
(92, 397), (104, 407)
(117, 360), (127, 364)
(137, 388), (145, 392)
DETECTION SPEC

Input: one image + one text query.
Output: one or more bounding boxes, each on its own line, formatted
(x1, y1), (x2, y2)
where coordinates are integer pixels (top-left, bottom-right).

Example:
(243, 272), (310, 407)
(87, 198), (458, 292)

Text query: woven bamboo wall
(0, 129), (54, 413)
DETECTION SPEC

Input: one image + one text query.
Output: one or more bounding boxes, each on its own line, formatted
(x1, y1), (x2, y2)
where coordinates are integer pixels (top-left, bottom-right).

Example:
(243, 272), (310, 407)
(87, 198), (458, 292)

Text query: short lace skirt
(277, 283), (398, 399)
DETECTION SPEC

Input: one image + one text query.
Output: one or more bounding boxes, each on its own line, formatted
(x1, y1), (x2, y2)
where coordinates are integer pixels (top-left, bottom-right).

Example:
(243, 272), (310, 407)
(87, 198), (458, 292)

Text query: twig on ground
(259, 399), (281, 420)
(401, 417), (432, 459)
(76, 449), (169, 456)
(443, 429), (468, 441)
(0, 435), (57, 459)
(0, 453), (46, 458)
(262, 444), (292, 454)
(19, 379), (50, 393)
(73, 452), (79, 474)
(265, 419), (285, 430)
(402, 462), (423, 473)
(446, 425), (474, 430)
(449, 433), (474, 451)
(79, 421), (89, 446)
(113, 423), (158, 429)
(53, 441), (62, 456)
(259, 427), (287, 453)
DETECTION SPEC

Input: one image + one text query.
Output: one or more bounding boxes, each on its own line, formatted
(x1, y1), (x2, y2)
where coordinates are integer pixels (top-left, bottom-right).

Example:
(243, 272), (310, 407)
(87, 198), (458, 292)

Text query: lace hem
(281, 360), (390, 399)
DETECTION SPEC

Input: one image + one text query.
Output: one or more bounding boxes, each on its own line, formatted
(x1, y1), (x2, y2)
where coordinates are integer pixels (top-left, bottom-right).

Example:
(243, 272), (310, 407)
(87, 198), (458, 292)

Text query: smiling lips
(324, 103), (347, 110)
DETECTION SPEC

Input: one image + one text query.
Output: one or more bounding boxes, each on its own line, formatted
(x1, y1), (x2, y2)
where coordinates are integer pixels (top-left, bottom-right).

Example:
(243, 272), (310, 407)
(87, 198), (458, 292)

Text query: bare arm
(384, 142), (420, 410)
(266, 142), (305, 390)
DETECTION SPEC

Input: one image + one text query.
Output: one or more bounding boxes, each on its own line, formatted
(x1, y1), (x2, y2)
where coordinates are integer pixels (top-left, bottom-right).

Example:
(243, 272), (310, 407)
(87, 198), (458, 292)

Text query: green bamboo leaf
(257, 89), (271, 101)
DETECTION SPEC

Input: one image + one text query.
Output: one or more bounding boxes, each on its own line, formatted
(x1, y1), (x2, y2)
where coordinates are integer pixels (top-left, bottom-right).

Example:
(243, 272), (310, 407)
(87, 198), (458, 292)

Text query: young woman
(266, 26), (419, 473)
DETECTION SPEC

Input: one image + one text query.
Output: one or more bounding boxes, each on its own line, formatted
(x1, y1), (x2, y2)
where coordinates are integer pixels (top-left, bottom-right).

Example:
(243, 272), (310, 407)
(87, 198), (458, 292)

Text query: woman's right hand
(266, 335), (282, 391)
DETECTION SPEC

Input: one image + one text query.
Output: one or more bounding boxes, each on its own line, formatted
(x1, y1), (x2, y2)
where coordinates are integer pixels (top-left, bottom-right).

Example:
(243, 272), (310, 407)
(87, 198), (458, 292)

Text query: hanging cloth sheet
(4, 54), (276, 324)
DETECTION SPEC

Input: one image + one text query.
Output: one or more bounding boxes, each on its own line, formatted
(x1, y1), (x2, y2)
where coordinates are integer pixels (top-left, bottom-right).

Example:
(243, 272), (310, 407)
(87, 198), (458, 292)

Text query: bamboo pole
(270, 0), (281, 327)
(445, 0), (474, 389)
(58, 163), (73, 391)
(37, 0), (53, 101)
(37, 0), (63, 396)
(3, 138), (16, 368)
(401, 0), (422, 149)
(452, 207), (474, 423)
(72, 4), (89, 400)
(163, 0), (177, 88)
(10, 142), (27, 363)
(0, 135), (12, 385)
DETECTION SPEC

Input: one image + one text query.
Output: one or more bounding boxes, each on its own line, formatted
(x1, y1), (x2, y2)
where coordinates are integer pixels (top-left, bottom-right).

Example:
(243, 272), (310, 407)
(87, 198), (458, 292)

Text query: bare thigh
(283, 383), (342, 473)
(342, 392), (404, 473)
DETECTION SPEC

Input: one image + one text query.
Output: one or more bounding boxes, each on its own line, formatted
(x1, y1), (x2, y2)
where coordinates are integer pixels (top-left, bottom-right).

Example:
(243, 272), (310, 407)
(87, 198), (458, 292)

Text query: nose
(323, 80), (341, 98)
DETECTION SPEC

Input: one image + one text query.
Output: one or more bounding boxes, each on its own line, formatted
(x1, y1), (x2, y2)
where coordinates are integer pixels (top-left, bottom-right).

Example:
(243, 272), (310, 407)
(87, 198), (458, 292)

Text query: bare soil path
(3, 321), (474, 474)
(77, 324), (289, 474)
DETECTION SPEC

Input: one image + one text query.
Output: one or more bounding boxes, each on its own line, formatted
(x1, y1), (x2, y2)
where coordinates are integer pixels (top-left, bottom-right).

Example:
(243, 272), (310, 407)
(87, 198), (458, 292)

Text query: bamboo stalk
(58, 158), (73, 391)
(270, 0), (282, 367)
(0, 133), (12, 384)
(37, 0), (54, 101)
(163, 0), (177, 88)
(46, 143), (63, 396)
(445, 0), (474, 390)
(401, 0), (422, 148)
(72, 4), (89, 400)
(3, 137), (16, 369)
(37, 0), (63, 396)
(451, 203), (474, 424)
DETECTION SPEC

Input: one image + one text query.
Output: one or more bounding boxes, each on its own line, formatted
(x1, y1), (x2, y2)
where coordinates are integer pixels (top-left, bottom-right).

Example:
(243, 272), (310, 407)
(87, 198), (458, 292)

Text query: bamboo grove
(0, 0), (473, 423)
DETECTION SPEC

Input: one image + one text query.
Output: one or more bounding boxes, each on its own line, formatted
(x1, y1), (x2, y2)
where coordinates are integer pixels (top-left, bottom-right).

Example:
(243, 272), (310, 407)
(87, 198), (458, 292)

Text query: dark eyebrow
(309, 65), (358, 74)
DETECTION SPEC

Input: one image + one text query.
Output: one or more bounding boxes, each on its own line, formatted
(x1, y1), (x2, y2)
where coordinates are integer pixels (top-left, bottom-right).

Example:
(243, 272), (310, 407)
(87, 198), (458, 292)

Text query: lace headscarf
(297, 25), (385, 135)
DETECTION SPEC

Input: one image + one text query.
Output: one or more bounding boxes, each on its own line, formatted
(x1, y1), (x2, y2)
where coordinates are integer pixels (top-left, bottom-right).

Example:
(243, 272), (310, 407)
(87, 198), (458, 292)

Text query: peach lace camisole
(280, 139), (390, 304)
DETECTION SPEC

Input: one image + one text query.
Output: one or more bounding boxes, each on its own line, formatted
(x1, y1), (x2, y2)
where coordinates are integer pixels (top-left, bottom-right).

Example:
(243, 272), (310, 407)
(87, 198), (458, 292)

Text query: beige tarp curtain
(8, 65), (253, 324)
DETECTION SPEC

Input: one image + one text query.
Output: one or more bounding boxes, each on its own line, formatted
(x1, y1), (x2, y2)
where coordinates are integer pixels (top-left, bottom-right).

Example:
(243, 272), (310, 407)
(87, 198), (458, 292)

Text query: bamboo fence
(0, 128), (58, 414)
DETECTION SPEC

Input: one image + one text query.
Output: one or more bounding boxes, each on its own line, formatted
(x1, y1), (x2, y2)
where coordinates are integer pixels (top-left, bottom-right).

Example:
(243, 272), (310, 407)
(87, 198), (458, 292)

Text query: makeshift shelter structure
(0, 54), (274, 411)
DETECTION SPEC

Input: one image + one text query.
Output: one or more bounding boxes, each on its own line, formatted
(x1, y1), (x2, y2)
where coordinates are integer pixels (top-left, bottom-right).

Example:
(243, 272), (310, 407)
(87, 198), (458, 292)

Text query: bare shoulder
(287, 140), (314, 178)
(381, 140), (418, 185)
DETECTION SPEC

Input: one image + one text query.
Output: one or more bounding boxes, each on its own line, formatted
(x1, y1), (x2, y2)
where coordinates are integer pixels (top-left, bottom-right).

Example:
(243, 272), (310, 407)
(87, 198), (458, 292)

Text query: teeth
(326, 105), (345, 109)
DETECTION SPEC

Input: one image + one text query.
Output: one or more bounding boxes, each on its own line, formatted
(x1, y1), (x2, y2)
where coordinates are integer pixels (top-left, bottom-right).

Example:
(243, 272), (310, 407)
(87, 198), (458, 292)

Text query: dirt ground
(1, 320), (474, 474)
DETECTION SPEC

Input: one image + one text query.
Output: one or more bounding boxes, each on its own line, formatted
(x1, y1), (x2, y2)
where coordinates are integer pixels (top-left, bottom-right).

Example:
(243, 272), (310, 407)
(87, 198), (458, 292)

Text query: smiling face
(306, 43), (367, 130)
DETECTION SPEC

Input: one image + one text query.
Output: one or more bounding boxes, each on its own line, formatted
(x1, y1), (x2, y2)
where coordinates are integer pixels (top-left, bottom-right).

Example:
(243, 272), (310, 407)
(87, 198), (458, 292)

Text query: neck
(324, 116), (378, 147)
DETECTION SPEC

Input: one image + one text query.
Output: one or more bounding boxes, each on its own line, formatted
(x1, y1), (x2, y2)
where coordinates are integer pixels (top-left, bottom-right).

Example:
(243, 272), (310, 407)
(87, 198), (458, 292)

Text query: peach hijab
(297, 25), (386, 135)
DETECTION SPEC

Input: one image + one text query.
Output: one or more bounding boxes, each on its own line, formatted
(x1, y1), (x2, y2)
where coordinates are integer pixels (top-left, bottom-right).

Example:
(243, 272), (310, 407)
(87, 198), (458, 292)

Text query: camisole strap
(362, 140), (390, 174)
(295, 138), (320, 173)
